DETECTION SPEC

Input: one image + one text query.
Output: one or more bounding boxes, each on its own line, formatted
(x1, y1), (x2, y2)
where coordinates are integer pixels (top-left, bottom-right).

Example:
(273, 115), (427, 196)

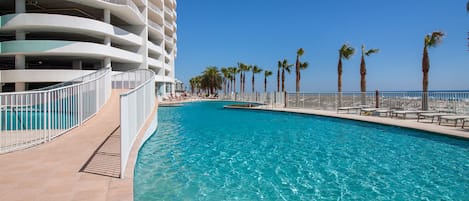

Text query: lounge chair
(375, 108), (392, 117)
(462, 118), (469, 128)
(391, 110), (437, 119)
(359, 108), (377, 115)
(438, 115), (469, 127)
(337, 106), (362, 114)
(417, 112), (454, 123)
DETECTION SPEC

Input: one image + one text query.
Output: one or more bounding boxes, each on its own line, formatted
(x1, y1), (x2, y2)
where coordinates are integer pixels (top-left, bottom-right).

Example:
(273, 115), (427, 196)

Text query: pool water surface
(134, 101), (469, 200)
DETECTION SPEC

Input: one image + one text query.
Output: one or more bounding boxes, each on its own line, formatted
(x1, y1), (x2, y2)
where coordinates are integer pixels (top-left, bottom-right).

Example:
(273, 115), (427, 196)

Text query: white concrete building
(0, 0), (177, 96)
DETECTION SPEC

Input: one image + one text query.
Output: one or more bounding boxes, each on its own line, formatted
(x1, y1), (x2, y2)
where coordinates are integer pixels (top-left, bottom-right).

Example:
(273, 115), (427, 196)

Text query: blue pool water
(134, 101), (469, 201)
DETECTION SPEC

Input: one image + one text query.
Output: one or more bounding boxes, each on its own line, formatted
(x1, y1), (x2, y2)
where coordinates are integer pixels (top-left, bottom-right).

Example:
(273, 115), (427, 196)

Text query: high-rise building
(0, 0), (177, 96)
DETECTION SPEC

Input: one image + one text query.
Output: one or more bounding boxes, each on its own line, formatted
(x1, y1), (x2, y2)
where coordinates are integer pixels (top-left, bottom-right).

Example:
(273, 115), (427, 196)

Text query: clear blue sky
(175, 0), (468, 92)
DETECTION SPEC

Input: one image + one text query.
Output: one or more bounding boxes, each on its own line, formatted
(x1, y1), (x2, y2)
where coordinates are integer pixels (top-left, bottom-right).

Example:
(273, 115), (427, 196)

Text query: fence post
(375, 90), (379, 108)
(284, 91), (287, 108)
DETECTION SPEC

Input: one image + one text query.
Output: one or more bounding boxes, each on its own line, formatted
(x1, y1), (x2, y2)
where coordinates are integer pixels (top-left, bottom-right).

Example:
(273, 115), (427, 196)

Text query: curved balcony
(0, 13), (142, 46)
(148, 21), (164, 40)
(0, 40), (142, 63)
(147, 41), (163, 55)
(148, 1), (163, 17)
(69, 0), (144, 25)
(0, 69), (96, 83)
(148, 57), (163, 69)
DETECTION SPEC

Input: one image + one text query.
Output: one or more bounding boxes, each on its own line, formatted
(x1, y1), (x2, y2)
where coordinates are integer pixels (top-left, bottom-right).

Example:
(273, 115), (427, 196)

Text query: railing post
(284, 91), (287, 108)
(47, 91), (51, 142)
(375, 90), (379, 108)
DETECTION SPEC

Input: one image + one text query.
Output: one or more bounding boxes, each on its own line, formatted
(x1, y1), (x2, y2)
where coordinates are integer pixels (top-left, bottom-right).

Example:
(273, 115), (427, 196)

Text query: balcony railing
(148, 20), (163, 32)
(0, 68), (112, 153)
(103, 0), (142, 18)
(148, 1), (163, 15)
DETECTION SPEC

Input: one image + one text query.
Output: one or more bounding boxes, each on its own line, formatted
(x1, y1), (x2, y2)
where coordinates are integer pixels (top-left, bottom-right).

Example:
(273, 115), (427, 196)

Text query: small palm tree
(337, 44), (355, 107)
(251, 65), (262, 93)
(277, 61), (281, 92)
(422, 31), (445, 110)
(264, 70), (273, 93)
(220, 67), (230, 95)
(281, 59), (293, 92)
(201, 66), (222, 95)
(228, 67), (239, 94)
(360, 45), (379, 105)
(295, 48), (306, 93)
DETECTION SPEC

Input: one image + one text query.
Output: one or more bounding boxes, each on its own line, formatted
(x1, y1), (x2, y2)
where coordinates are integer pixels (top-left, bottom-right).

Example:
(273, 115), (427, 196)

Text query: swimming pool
(134, 101), (469, 200)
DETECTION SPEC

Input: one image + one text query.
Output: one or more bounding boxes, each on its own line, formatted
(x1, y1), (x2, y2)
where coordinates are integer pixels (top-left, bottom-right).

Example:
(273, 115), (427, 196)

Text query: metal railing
(219, 92), (285, 108)
(285, 91), (469, 114)
(113, 70), (155, 178)
(220, 91), (469, 115)
(0, 68), (112, 153)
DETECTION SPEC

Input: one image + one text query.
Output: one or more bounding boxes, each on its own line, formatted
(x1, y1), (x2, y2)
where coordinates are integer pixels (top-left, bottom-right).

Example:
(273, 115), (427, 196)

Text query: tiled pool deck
(1, 100), (468, 201)
(0, 89), (158, 201)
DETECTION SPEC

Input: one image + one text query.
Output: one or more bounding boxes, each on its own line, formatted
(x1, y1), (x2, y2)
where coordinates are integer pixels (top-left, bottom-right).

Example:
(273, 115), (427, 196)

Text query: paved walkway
(228, 106), (469, 139)
(0, 89), (158, 201)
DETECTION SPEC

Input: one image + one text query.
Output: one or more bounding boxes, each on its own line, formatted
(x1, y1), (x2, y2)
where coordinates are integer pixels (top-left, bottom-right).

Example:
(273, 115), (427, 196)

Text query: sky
(174, 0), (468, 92)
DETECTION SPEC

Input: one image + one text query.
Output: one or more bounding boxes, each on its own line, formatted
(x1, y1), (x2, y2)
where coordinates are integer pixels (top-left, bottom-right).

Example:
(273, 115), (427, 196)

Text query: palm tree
(251, 65), (262, 93)
(189, 76), (202, 95)
(239, 64), (251, 94)
(228, 67), (239, 94)
(281, 59), (293, 92)
(201, 66), (222, 96)
(264, 70), (273, 93)
(337, 44), (355, 107)
(220, 67), (230, 95)
(360, 45), (379, 105)
(295, 48), (306, 93)
(422, 31), (445, 110)
(277, 61), (281, 92)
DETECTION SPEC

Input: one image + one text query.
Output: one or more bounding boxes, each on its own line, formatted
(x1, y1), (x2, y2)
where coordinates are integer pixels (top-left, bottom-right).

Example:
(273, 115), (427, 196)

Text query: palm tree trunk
(277, 69), (280, 92)
(282, 69), (285, 92)
(422, 45), (429, 110)
(252, 73), (255, 93)
(360, 55), (366, 105)
(296, 55), (300, 106)
(264, 76), (267, 93)
(234, 77), (236, 94)
(338, 57), (343, 107)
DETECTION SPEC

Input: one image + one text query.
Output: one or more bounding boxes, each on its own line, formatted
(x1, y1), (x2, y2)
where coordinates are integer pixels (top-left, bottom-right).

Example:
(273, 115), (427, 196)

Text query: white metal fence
(286, 91), (469, 114)
(220, 91), (469, 115)
(0, 68), (112, 153)
(219, 92), (285, 108)
(114, 70), (155, 178)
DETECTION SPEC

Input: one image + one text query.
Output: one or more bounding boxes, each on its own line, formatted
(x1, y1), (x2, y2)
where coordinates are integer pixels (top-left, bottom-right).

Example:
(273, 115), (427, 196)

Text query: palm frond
(300, 61), (309, 69)
(264, 70), (273, 77)
(297, 48), (304, 57)
(426, 31), (445, 47)
(365, 48), (379, 56)
(340, 43), (355, 60)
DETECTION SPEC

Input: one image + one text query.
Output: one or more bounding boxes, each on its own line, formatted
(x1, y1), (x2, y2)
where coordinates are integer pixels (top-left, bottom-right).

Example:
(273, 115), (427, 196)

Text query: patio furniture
(438, 115), (469, 127)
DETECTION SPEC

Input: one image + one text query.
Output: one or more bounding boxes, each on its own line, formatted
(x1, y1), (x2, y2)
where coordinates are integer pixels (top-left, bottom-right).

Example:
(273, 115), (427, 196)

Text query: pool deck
(0, 89), (158, 201)
(228, 106), (469, 139)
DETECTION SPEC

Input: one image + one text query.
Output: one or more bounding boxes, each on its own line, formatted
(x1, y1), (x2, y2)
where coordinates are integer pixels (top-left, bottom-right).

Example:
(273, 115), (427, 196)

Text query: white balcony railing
(103, 0), (142, 19)
(112, 70), (156, 178)
(0, 68), (112, 153)
(148, 1), (163, 16)
(148, 20), (163, 32)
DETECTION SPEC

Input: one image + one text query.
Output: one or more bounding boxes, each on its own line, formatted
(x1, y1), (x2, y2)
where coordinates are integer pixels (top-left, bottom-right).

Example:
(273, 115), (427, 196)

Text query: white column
(15, 0), (25, 13)
(15, 55), (25, 91)
(104, 9), (111, 69)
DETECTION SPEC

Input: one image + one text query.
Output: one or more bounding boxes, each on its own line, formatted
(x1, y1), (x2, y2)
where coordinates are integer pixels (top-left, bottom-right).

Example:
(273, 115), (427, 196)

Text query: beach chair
(359, 108), (376, 115)
(462, 118), (469, 128)
(417, 113), (454, 123)
(375, 108), (392, 117)
(391, 110), (437, 119)
(438, 115), (469, 127)
(337, 105), (371, 114)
